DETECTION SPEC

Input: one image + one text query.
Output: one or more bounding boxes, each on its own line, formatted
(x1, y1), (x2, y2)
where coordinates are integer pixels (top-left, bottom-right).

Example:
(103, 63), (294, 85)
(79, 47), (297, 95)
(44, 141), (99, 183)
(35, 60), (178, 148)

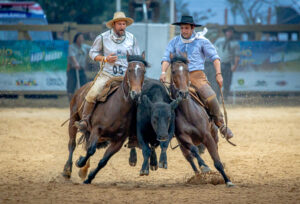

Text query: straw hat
(106, 12), (134, 29)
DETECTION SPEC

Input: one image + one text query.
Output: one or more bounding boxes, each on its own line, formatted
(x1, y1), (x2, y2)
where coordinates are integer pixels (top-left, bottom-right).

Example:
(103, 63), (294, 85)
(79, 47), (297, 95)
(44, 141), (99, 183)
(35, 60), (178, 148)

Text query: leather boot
(196, 84), (234, 140)
(206, 96), (234, 139)
(75, 101), (95, 132)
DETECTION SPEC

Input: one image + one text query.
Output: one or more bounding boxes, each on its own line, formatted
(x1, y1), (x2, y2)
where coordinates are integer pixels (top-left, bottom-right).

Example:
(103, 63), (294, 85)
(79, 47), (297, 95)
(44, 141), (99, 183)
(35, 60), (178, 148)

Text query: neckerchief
(180, 27), (208, 43)
(110, 29), (126, 43)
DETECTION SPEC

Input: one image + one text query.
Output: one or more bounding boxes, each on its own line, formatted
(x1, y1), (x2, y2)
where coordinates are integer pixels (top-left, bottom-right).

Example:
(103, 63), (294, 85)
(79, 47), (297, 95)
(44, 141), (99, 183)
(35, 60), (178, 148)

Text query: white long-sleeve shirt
(89, 29), (140, 76)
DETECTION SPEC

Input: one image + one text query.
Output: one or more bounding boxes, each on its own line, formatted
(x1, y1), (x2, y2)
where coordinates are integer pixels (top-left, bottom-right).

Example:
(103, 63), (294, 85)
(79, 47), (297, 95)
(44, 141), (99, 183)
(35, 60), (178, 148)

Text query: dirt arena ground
(0, 98), (300, 203)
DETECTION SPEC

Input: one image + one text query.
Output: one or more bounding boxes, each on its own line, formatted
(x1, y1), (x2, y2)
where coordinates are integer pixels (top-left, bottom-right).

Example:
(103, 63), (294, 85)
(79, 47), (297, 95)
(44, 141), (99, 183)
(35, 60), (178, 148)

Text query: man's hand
(216, 73), (223, 88)
(106, 53), (118, 64)
(160, 72), (166, 82)
(74, 63), (80, 70)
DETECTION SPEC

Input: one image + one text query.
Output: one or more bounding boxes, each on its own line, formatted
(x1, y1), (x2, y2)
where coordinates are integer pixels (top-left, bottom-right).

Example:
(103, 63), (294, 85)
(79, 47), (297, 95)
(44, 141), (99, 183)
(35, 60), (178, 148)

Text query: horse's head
(170, 53), (190, 99)
(125, 51), (149, 101)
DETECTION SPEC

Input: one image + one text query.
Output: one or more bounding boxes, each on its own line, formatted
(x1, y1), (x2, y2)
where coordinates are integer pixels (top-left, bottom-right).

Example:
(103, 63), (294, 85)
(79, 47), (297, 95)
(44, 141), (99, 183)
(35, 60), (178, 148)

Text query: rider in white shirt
(75, 11), (140, 132)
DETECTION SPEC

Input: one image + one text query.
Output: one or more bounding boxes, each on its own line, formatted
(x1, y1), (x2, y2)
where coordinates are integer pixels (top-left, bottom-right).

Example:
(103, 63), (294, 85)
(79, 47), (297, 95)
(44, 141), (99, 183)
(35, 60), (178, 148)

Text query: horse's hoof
(78, 169), (88, 180)
(83, 179), (91, 184)
(129, 161), (136, 167)
(201, 166), (211, 173)
(226, 181), (235, 187)
(62, 171), (71, 179)
(159, 162), (167, 169)
(76, 156), (85, 168)
(150, 165), (158, 171)
(139, 170), (149, 176)
(62, 163), (72, 179)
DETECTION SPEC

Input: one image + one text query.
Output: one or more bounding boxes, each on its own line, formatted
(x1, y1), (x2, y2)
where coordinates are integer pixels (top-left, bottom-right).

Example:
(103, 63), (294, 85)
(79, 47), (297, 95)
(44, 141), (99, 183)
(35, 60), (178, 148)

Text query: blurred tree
(175, 0), (215, 24)
(34, 0), (130, 24)
(227, 0), (274, 24)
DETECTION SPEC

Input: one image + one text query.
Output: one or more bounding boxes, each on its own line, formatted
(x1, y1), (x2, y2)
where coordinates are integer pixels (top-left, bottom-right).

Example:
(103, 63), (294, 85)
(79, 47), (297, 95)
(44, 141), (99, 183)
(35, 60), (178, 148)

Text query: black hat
(222, 26), (236, 33)
(172, 15), (202, 27)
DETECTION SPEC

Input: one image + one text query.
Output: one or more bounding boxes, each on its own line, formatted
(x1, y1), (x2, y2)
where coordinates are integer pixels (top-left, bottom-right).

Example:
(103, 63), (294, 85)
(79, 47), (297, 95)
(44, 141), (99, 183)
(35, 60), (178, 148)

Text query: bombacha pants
(85, 71), (113, 103)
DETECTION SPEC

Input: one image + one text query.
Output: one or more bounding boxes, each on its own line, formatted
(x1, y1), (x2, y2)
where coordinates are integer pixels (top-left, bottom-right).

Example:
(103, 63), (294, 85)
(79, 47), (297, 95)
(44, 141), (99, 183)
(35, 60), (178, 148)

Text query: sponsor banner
(0, 71), (66, 91)
(231, 41), (300, 92)
(0, 40), (68, 91)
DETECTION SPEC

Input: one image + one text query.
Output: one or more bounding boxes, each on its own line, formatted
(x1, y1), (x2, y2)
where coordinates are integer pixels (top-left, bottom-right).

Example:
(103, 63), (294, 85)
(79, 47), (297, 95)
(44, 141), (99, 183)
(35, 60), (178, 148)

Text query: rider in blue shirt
(160, 15), (234, 139)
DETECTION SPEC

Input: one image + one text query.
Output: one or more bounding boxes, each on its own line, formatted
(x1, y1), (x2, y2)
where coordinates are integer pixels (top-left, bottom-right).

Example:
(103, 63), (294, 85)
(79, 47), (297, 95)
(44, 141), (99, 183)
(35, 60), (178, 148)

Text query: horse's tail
(77, 132), (91, 150)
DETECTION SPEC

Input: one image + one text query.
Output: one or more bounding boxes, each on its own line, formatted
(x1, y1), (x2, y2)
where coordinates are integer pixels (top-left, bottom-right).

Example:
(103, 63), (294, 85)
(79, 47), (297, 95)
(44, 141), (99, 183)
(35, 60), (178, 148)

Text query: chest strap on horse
(61, 60), (106, 127)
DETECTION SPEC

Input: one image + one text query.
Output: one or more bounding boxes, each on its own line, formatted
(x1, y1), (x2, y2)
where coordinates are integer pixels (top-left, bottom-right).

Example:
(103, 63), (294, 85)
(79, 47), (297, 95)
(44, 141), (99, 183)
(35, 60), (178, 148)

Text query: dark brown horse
(62, 52), (148, 184)
(170, 55), (234, 187)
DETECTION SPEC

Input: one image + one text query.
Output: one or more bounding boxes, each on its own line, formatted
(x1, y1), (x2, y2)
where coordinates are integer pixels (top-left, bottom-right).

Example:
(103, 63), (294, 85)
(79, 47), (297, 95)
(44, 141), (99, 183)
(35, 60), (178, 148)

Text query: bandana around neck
(110, 29), (126, 43)
(180, 27), (208, 43)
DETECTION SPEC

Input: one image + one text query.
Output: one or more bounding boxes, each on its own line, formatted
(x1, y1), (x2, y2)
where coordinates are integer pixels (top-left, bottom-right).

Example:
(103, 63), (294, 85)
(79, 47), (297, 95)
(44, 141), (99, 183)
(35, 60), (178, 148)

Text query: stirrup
(220, 125), (234, 140)
(74, 120), (88, 132)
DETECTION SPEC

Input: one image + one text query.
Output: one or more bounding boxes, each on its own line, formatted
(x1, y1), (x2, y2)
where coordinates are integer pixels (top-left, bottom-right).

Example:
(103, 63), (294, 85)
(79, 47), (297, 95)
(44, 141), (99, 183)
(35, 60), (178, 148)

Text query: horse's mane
(127, 55), (150, 67)
(171, 55), (188, 64)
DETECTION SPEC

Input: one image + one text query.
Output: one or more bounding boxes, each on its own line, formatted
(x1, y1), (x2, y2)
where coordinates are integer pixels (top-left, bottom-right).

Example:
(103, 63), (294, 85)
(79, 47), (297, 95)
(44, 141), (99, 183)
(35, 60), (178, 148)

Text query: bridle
(122, 61), (146, 101)
(170, 61), (190, 96)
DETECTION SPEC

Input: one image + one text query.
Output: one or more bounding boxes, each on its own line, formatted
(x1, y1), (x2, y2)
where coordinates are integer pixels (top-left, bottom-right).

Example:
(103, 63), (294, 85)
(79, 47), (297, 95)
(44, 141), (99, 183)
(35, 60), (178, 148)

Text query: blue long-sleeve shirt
(161, 34), (220, 71)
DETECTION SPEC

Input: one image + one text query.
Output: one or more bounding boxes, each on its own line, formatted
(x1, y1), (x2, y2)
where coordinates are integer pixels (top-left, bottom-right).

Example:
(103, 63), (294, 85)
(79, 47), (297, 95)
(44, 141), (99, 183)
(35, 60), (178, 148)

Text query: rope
(170, 137), (180, 150)
(219, 86), (236, 146)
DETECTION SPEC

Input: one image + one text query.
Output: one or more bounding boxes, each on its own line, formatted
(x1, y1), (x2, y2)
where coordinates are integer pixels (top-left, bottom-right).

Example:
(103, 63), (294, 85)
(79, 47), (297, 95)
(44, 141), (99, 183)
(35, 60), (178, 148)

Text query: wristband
(103, 57), (107, 63)
(216, 72), (222, 76)
(161, 72), (166, 75)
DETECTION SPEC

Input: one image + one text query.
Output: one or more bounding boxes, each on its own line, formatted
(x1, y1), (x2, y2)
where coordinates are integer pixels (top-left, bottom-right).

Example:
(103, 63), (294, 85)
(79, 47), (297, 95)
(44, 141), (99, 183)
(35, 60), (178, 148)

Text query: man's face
(225, 30), (233, 39)
(180, 24), (194, 39)
(76, 34), (84, 44)
(113, 20), (127, 37)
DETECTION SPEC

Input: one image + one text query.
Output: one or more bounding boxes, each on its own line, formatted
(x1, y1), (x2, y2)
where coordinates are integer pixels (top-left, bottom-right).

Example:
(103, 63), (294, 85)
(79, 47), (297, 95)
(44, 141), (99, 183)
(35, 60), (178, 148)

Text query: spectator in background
(214, 26), (240, 101)
(67, 32), (91, 101)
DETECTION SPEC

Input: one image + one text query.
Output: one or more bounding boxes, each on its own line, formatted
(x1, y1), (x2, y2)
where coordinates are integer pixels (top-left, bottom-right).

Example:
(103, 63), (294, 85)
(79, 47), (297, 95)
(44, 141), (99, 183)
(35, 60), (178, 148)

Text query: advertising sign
(0, 40), (68, 91)
(232, 41), (300, 92)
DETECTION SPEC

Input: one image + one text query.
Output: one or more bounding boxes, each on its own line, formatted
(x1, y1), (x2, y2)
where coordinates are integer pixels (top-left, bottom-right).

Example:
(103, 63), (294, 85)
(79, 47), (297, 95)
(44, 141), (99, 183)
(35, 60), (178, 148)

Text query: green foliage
(34, 0), (130, 24)
(226, 0), (274, 24)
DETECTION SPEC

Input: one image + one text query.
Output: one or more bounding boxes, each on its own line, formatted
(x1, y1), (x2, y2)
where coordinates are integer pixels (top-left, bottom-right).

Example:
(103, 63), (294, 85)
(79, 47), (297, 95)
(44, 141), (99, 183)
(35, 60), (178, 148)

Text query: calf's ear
(142, 95), (153, 108)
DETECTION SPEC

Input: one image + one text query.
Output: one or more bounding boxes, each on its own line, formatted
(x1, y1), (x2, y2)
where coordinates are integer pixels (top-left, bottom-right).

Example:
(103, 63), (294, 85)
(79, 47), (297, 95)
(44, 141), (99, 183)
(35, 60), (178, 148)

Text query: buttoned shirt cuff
(90, 52), (100, 61)
(161, 57), (170, 64)
(210, 55), (221, 62)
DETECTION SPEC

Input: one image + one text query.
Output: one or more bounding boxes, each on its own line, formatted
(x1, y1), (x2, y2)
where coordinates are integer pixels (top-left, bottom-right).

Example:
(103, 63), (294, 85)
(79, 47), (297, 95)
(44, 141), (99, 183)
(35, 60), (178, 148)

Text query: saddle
(188, 85), (206, 107)
(96, 76), (123, 102)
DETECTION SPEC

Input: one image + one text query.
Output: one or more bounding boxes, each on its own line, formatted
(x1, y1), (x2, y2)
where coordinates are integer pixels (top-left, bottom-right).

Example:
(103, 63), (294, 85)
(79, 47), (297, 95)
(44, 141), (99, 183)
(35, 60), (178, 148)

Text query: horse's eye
(128, 69), (132, 72)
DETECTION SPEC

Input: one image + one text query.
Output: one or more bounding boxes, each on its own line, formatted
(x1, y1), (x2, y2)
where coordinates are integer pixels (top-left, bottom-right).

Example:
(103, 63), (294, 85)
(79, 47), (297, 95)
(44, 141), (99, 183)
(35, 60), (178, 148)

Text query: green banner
(0, 40), (68, 73)
(0, 40), (68, 91)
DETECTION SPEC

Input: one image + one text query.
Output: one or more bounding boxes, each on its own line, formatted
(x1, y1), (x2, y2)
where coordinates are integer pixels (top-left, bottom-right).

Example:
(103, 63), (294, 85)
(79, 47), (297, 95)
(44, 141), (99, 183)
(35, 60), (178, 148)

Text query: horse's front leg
(78, 158), (90, 180)
(62, 117), (78, 178)
(179, 143), (199, 174)
(76, 130), (98, 168)
(84, 137), (126, 184)
(203, 133), (234, 187)
(129, 147), (137, 167)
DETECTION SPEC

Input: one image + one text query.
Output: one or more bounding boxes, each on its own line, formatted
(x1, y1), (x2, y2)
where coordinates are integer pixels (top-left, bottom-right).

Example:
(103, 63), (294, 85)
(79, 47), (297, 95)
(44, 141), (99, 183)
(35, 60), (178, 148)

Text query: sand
(0, 106), (299, 203)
